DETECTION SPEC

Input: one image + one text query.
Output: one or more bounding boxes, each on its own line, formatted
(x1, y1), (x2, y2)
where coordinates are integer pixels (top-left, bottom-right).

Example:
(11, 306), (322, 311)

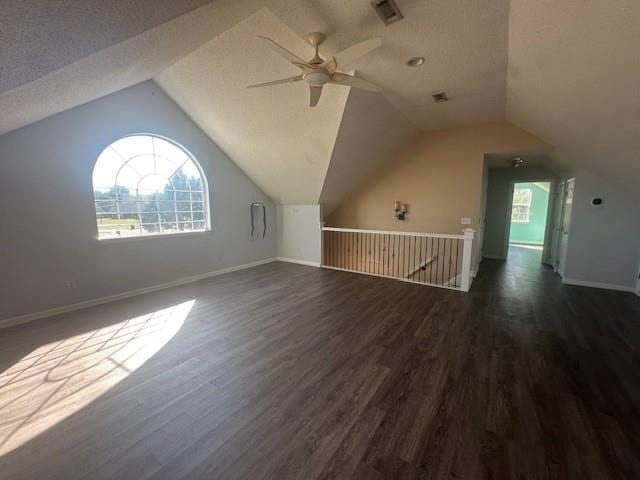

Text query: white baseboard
(276, 257), (321, 268)
(562, 278), (635, 293)
(0, 257), (277, 329)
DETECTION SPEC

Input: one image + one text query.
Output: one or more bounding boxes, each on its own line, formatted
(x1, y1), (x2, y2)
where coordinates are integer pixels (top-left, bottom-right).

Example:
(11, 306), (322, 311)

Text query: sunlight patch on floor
(0, 300), (194, 455)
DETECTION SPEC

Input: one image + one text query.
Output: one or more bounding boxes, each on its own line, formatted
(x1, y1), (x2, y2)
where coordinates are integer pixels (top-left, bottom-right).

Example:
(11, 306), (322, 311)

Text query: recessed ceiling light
(407, 57), (425, 67)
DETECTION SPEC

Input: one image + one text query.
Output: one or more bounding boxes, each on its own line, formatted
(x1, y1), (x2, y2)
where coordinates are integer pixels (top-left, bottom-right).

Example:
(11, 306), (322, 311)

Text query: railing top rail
(322, 226), (468, 239)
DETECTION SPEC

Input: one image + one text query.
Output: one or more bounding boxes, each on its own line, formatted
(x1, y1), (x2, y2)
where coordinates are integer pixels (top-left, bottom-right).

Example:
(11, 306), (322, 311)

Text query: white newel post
(460, 228), (475, 292)
(319, 221), (325, 266)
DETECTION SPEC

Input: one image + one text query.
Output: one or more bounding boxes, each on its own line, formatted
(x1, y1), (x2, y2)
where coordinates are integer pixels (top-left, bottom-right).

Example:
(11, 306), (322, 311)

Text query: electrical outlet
(461, 217), (472, 225)
(66, 280), (77, 289)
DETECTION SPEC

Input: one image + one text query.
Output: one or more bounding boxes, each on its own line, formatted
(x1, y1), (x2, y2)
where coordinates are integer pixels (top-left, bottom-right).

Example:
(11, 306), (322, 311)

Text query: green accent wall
(509, 182), (550, 245)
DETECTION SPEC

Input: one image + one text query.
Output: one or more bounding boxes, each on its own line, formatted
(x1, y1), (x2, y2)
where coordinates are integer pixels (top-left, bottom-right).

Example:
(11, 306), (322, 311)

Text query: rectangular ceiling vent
(432, 92), (449, 103)
(371, 0), (404, 26)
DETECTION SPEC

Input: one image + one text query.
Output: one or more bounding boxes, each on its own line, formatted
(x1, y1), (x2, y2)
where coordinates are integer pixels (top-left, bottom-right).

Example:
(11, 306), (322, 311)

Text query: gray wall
(276, 205), (321, 265)
(482, 166), (558, 259)
(564, 169), (640, 289)
(0, 81), (276, 321)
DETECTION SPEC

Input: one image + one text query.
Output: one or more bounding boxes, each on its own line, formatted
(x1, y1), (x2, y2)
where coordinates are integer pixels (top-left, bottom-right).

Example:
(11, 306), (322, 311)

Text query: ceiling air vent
(371, 0), (404, 26)
(432, 92), (449, 103)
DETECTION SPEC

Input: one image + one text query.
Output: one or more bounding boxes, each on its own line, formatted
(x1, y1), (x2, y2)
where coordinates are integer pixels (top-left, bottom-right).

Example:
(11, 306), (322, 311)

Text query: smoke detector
(371, 0), (404, 26)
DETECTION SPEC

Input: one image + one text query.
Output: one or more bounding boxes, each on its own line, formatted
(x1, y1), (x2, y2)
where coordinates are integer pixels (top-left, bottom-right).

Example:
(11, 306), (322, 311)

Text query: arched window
(92, 135), (210, 239)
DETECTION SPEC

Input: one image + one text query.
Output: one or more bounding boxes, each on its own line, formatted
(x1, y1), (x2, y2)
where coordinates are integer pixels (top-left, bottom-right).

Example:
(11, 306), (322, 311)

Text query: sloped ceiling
(1, 0), (638, 204)
(320, 89), (419, 214)
(0, 0), (260, 135)
(268, 0), (512, 131)
(0, 0), (512, 136)
(0, 0), (214, 92)
(156, 8), (350, 205)
(507, 0), (640, 197)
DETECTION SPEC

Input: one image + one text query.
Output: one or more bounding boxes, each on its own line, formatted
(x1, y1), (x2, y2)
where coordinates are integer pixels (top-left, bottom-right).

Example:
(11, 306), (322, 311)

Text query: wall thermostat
(590, 197), (603, 206)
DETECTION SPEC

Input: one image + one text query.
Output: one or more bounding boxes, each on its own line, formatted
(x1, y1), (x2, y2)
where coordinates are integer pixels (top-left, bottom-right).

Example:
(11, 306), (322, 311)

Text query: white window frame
(511, 188), (532, 224)
(92, 134), (211, 241)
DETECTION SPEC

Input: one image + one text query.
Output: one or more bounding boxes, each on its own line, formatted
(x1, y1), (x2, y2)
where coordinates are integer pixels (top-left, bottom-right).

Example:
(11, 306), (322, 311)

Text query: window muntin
(511, 188), (532, 224)
(93, 135), (209, 240)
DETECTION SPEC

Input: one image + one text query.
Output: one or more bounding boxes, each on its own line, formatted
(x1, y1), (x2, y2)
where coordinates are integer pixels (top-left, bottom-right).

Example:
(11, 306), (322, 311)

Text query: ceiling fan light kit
(247, 32), (383, 107)
(305, 71), (330, 87)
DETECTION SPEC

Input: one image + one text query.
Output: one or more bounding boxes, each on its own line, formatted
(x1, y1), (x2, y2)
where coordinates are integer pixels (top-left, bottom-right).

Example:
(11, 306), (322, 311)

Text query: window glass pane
(113, 164), (140, 192)
(93, 135), (209, 239)
(513, 189), (532, 206)
(181, 160), (201, 180)
(110, 136), (153, 160)
(92, 148), (125, 189)
(153, 137), (190, 166)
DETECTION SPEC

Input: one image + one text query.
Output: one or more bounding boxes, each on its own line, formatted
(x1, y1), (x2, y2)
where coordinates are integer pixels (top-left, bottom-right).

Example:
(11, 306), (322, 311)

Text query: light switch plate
(461, 217), (471, 225)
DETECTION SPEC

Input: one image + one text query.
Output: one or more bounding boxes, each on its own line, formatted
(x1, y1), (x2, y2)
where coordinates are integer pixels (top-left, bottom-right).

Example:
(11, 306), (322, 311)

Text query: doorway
(555, 178), (575, 276)
(506, 181), (552, 265)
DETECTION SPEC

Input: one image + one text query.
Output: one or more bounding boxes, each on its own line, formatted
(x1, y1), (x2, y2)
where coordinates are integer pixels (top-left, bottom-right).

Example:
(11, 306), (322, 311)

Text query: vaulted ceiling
(1, 0), (638, 203)
(0, 0), (214, 92)
(506, 0), (640, 197)
(155, 8), (351, 205)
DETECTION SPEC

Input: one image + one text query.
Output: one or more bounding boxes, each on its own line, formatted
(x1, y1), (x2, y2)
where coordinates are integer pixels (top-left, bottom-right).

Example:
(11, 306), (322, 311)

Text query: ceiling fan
(248, 32), (383, 107)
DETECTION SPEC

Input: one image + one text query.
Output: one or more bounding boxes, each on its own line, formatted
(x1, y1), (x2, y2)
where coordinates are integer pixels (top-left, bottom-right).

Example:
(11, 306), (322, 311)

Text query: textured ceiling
(507, 0), (640, 197)
(0, 0), (511, 136)
(156, 8), (350, 204)
(254, 0), (510, 131)
(328, 0), (511, 131)
(152, 0), (512, 204)
(1, 0), (638, 204)
(0, 0), (260, 135)
(0, 0), (214, 93)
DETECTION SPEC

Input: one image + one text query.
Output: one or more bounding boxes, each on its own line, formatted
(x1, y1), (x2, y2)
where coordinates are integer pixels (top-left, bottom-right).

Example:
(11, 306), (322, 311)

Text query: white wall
(0, 81), (276, 322)
(563, 169), (640, 290)
(276, 205), (321, 266)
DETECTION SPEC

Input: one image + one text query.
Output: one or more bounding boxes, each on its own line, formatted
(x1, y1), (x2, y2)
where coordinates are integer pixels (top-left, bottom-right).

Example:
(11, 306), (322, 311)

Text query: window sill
(96, 229), (211, 244)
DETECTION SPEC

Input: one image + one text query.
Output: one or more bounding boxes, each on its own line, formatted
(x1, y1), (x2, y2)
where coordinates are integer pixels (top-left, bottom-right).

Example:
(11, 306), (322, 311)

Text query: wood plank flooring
(1, 246), (640, 479)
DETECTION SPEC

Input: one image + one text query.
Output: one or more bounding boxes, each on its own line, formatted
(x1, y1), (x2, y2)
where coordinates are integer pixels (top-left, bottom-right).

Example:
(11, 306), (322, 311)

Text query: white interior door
(549, 181), (565, 269)
(557, 178), (575, 277)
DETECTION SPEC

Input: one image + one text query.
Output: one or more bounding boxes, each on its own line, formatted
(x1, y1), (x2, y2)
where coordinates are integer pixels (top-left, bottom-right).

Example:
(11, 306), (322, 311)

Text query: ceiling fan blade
(259, 36), (312, 69)
(291, 61), (315, 73)
(309, 86), (322, 107)
(247, 74), (303, 89)
(332, 37), (382, 69)
(320, 56), (337, 73)
(329, 72), (382, 92)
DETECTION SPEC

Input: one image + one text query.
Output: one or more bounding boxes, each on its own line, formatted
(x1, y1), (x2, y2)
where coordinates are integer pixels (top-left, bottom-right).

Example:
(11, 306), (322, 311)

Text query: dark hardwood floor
(1, 247), (640, 479)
